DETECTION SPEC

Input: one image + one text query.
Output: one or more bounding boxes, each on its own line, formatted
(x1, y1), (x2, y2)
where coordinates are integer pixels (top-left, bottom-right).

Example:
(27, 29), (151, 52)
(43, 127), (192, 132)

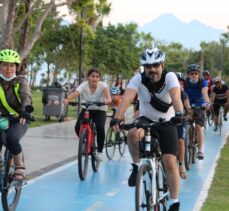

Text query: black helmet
(175, 72), (185, 82)
(202, 70), (210, 76)
(187, 64), (200, 73)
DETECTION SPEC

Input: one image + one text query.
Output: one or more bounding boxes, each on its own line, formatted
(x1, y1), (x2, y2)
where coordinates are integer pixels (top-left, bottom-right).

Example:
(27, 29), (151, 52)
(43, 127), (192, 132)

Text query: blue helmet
(110, 87), (121, 95)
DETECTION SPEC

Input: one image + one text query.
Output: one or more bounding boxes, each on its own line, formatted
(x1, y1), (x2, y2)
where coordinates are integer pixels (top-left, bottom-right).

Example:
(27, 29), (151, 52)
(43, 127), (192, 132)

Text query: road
(7, 119), (228, 211)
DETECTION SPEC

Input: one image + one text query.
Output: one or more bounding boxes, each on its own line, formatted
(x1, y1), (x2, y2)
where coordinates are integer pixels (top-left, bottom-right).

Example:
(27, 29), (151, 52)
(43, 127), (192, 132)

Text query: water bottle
(145, 128), (151, 152)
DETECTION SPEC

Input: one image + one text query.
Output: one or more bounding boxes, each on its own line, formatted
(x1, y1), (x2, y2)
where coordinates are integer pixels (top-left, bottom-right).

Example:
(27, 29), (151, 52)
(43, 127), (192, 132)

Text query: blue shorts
(177, 122), (187, 140)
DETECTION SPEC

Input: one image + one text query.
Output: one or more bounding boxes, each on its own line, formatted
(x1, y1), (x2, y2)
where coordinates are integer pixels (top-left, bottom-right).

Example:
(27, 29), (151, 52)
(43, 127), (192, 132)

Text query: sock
(169, 198), (179, 206)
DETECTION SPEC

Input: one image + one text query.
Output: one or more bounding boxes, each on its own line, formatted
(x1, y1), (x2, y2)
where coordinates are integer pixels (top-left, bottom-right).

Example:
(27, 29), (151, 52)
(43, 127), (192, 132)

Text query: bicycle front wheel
(184, 124), (193, 170)
(135, 163), (158, 211)
(78, 128), (89, 180)
(117, 130), (126, 157)
(105, 127), (116, 160)
(91, 132), (100, 172)
(219, 110), (222, 136)
(2, 150), (22, 211)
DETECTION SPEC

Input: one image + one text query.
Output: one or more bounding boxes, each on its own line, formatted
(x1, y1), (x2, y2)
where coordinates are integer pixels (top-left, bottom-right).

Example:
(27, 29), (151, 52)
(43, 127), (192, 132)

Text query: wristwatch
(175, 111), (183, 116)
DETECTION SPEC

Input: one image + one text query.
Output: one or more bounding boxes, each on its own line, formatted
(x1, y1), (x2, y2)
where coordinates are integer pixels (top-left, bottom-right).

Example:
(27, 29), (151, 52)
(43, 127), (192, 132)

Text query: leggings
(0, 123), (28, 155)
(75, 109), (107, 153)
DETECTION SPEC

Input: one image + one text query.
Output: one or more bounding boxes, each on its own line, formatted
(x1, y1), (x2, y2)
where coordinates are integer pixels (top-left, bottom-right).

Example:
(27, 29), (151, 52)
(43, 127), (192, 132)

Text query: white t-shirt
(76, 81), (108, 111)
(127, 72), (180, 121)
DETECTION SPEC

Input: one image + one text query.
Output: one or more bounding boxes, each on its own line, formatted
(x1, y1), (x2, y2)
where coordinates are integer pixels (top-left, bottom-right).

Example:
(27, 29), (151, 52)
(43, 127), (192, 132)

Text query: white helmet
(140, 48), (165, 65)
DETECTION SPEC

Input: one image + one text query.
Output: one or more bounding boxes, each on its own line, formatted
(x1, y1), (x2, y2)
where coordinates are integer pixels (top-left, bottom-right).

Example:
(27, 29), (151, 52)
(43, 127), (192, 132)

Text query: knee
(163, 155), (177, 172)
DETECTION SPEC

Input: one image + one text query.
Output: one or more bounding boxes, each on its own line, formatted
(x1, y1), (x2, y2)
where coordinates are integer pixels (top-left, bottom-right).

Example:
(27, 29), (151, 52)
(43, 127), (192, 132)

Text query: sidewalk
(22, 106), (134, 179)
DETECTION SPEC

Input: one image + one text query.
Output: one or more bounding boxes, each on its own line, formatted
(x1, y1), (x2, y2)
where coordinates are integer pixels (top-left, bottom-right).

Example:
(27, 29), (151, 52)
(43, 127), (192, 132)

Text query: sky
(103, 0), (229, 31)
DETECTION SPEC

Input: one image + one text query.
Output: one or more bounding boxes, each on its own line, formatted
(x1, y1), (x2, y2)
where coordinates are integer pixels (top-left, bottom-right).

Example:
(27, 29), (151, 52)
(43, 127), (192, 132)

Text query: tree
(0, 0), (75, 60)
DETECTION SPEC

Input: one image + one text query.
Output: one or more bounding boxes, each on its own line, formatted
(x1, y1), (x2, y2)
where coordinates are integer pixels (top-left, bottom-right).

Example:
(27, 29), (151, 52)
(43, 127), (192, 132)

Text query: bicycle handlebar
(68, 101), (107, 108)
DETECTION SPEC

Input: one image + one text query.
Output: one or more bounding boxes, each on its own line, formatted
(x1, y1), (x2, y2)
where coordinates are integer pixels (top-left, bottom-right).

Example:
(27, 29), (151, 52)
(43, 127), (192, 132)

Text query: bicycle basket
(0, 118), (9, 130)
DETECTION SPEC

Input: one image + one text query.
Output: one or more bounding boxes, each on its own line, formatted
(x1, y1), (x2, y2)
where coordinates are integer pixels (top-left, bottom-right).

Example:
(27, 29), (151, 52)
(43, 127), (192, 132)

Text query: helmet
(0, 49), (21, 64)
(140, 48), (165, 65)
(110, 87), (121, 95)
(202, 70), (210, 76)
(213, 76), (221, 83)
(187, 64), (200, 73)
(175, 72), (185, 81)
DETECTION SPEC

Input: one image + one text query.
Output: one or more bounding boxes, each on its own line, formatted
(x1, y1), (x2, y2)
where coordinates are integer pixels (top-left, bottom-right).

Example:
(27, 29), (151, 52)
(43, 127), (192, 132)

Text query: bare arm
(211, 92), (216, 104)
(226, 90), (229, 104)
(103, 87), (112, 104)
(169, 87), (183, 113)
(202, 87), (210, 103)
(63, 90), (80, 105)
(115, 88), (137, 120)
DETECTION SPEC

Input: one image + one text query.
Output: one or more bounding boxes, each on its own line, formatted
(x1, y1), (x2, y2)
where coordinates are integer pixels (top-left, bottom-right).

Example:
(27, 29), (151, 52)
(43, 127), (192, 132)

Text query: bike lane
(14, 121), (229, 211)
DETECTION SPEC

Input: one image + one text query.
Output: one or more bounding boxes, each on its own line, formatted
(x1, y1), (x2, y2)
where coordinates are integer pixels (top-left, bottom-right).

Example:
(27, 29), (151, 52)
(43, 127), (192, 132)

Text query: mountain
(140, 13), (224, 50)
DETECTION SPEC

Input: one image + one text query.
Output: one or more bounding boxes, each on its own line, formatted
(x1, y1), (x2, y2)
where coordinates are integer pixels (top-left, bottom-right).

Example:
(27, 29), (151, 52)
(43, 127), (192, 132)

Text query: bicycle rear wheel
(2, 150), (22, 211)
(135, 163), (158, 211)
(118, 131), (126, 157)
(78, 128), (89, 180)
(91, 132), (100, 172)
(105, 127), (116, 160)
(185, 125), (193, 170)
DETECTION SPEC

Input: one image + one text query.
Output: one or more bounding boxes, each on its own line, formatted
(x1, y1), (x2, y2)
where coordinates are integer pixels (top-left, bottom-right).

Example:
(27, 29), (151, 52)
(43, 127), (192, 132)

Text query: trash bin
(42, 86), (68, 122)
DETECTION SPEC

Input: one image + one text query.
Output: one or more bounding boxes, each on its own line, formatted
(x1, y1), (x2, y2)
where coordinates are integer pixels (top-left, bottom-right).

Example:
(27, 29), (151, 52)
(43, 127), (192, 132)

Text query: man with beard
(110, 48), (183, 211)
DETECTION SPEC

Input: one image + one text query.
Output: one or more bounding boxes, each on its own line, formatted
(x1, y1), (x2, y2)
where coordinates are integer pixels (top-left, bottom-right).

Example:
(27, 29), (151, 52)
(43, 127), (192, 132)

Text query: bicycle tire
(78, 128), (89, 180)
(219, 110), (222, 136)
(105, 127), (116, 160)
(207, 111), (213, 127)
(135, 163), (158, 211)
(157, 162), (168, 211)
(91, 130), (100, 172)
(118, 131), (126, 157)
(184, 124), (192, 170)
(2, 150), (22, 211)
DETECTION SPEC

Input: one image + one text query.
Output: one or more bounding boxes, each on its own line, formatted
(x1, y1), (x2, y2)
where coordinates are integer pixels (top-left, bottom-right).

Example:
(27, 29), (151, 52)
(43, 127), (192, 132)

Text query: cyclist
(115, 75), (125, 95)
(185, 64), (210, 160)
(202, 70), (213, 97)
(63, 68), (111, 160)
(111, 48), (183, 211)
(211, 76), (229, 131)
(0, 49), (33, 180)
(175, 72), (191, 179)
(110, 87), (122, 112)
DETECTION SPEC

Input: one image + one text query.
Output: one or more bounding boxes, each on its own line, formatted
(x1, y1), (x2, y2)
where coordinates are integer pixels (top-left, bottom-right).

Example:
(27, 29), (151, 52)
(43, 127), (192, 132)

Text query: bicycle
(184, 105), (205, 170)
(0, 105), (35, 211)
(105, 109), (126, 160)
(120, 119), (176, 211)
(69, 101), (106, 180)
(212, 103), (224, 136)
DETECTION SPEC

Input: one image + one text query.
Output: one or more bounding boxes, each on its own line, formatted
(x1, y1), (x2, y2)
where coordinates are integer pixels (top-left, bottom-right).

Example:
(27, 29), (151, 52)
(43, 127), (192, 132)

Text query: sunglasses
(144, 63), (161, 69)
(190, 72), (199, 76)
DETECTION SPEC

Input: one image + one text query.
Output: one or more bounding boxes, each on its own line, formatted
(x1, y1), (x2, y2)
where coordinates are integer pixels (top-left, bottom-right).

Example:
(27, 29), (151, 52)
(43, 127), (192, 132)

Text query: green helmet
(0, 49), (21, 64)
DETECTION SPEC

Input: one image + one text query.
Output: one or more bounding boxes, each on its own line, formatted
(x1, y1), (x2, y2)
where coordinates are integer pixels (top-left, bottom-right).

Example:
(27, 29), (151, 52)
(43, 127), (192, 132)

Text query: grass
(30, 89), (77, 128)
(201, 138), (229, 211)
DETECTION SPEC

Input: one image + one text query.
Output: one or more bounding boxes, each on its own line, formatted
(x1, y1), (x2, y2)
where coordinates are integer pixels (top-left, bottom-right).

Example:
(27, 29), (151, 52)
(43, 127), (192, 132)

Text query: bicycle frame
(79, 110), (94, 155)
(140, 157), (157, 205)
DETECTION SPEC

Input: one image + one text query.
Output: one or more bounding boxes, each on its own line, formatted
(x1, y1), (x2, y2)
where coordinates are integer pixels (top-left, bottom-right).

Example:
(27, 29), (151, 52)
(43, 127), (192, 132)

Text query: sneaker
(214, 127), (218, 131)
(197, 151), (204, 160)
(97, 152), (102, 161)
(128, 163), (138, 187)
(168, 202), (180, 211)
(223, 114), (228, 121)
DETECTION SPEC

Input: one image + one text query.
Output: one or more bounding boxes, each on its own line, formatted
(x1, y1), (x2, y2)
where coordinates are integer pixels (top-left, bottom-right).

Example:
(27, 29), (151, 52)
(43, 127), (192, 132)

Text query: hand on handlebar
(110, 118), (122, 132)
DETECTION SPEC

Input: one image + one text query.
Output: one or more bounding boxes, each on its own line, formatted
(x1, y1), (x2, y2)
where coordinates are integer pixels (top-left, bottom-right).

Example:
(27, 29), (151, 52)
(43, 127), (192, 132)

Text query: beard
(148, 71), (160, 83)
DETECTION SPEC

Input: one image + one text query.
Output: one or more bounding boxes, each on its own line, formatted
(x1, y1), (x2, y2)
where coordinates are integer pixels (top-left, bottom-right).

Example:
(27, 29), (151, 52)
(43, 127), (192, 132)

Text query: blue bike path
(7, 122), (229, 211)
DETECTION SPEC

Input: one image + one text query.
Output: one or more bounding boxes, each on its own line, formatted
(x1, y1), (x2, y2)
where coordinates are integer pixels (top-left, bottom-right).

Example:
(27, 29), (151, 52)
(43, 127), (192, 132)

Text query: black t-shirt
(213, 84), (228, 103)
